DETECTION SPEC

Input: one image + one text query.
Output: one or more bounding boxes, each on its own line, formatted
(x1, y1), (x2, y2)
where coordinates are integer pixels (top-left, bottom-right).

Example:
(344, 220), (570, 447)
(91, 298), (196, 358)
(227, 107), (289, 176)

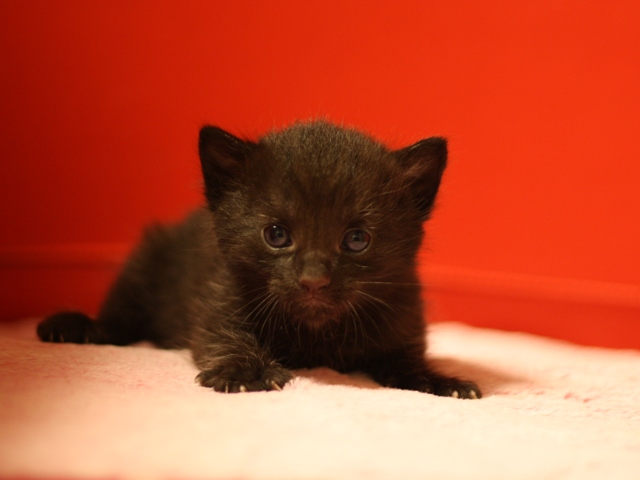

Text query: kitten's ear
(395, 137), (448, 219)
(199, 126), (257, 207)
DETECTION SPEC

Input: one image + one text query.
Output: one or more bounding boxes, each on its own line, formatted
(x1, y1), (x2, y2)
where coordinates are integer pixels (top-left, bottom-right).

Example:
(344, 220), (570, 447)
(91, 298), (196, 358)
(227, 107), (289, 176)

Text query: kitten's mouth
(289, 294), (339, 328)
(300, 294), (333, 308)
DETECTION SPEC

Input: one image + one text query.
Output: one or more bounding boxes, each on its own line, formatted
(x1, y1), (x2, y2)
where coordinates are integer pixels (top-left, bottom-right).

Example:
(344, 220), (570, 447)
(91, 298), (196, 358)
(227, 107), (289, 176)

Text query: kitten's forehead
(258, 121), (396, 197)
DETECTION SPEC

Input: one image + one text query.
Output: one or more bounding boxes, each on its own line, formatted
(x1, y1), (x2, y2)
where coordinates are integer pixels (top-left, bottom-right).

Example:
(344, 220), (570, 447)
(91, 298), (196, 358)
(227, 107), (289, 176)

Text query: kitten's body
(38, 121), (480, 398)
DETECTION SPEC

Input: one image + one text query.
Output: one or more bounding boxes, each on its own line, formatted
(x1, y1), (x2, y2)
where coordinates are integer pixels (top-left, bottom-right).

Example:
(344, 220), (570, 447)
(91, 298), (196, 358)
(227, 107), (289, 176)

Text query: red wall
(1, 1), (639, 346)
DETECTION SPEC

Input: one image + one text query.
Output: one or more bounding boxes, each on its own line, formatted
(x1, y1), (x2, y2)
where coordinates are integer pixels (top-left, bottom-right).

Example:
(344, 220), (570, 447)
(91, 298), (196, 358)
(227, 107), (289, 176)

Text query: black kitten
(38, 121), (480, 399)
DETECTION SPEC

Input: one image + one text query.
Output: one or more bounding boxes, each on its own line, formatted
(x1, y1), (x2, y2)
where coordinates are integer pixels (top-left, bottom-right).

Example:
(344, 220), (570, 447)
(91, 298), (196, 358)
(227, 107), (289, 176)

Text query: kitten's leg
(36, 276), (150, 346)
(367, 352), (482, 399)
(192, 327), (293, 393)
(37, 252), (161, 347)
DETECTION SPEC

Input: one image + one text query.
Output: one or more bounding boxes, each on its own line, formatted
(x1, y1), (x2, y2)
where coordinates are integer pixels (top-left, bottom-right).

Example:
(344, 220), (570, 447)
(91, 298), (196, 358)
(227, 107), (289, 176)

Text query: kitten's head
(199, 121), (446, 328)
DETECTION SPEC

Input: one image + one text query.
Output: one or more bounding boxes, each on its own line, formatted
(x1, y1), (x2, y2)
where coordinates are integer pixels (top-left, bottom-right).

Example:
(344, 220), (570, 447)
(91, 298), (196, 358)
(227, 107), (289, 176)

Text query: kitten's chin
(289, 298), (339, 329)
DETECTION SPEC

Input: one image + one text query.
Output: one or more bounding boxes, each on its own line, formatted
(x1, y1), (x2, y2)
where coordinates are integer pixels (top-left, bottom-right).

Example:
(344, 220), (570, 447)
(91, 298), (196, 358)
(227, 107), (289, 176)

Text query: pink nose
(300, 276), (330, 293)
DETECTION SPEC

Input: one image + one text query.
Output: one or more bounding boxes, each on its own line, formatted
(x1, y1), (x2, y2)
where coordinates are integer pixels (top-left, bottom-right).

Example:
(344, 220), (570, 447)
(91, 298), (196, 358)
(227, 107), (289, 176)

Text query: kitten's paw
(425, 375), (482, 400)
(37, 312), (107, 344)
(196, 362), (293, 393)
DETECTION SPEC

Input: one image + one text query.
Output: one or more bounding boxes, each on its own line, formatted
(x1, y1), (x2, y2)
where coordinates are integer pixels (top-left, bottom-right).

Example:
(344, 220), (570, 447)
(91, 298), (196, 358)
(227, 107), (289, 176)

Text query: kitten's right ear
(199, 126), (257, 207)
(394, 137), (448, 220)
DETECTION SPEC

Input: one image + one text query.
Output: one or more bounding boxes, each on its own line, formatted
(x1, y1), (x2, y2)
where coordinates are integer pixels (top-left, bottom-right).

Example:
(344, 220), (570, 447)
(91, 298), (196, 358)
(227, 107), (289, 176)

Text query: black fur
(37, 121), (481, 399)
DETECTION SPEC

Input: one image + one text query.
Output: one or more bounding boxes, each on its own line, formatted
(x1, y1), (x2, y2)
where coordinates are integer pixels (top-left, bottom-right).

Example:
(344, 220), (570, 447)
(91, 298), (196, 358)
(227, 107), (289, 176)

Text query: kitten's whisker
(354, 289), (398, 314)
(221, 288), (272, 328)
(353, 304), (373, 351)
(247, 293), (277, 330)
(256, 295), (280, 341)
(236, 289), (271, 316)
(355, 304), (383, 347)
(345, 300), (360, 351)
(212, 286), (269, 320)
(350, 292), (403, 347)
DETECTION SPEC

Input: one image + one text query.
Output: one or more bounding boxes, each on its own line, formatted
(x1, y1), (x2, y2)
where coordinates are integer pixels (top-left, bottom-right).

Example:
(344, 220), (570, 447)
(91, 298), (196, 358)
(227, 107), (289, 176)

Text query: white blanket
(1, 319), (639, 479)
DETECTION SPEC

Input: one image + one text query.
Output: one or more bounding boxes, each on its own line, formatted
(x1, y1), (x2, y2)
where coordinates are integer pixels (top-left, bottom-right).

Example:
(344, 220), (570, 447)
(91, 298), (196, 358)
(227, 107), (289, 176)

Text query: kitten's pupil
(263, 225), (292, 248)
(342, 229), (371, 253)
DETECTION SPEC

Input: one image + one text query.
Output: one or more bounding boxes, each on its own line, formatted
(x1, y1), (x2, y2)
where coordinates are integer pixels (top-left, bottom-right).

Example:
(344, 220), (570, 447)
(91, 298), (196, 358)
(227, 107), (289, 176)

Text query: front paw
(196, 362), (293, 393)
(421, 375), (481, 399)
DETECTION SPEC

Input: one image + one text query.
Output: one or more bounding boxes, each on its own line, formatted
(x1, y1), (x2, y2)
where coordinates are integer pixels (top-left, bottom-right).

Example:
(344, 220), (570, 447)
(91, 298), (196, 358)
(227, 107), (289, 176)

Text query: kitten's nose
(300, 276), (330, 294)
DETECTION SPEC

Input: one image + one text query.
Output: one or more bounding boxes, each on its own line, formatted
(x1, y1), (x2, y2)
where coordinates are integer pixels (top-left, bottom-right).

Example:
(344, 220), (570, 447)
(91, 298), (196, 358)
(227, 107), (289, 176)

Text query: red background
(1, 1), (639, 347)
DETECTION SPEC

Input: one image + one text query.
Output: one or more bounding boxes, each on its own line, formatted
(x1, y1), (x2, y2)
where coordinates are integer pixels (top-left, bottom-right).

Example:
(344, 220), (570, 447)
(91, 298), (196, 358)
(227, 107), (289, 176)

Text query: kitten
(37, 121), (481, 399)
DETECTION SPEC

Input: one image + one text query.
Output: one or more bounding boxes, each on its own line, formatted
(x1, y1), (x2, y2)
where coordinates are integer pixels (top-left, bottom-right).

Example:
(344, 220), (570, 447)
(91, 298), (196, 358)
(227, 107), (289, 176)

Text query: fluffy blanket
(1, 318), (639, 479)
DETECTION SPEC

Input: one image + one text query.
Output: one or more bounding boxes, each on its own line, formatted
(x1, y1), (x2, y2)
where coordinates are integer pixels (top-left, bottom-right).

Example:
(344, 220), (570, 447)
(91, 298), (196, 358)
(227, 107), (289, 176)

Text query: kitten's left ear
(394, 137), (448, 219)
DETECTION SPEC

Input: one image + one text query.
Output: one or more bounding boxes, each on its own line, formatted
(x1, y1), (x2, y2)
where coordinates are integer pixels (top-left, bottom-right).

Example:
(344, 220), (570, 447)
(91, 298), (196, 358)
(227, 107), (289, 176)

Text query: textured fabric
(1, 318), (639, 479)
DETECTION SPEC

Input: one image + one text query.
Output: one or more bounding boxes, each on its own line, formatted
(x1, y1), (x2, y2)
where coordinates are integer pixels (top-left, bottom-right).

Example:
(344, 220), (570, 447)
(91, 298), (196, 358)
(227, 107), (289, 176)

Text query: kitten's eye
(342, 229), (371, 253)
(263, 225), (292, 248)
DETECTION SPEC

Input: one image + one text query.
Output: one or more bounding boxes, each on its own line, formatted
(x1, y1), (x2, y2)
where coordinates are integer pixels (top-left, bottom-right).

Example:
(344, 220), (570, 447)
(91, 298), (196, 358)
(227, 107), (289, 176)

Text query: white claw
(271, 381), (282, 391)
(224, 384), (229, 393)
(469, 390), (478, 399)
(239, 385), (247, 393)
(451, 390), (459, 398)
